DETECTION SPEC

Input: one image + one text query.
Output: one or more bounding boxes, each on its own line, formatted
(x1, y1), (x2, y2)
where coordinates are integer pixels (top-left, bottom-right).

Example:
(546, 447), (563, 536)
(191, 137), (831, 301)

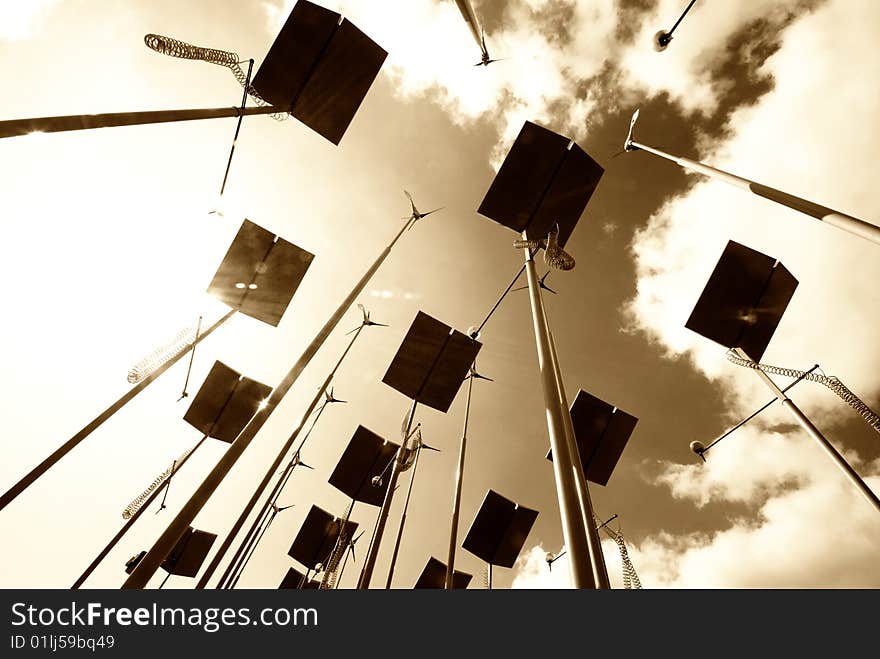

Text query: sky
(0, 0), (878, 590)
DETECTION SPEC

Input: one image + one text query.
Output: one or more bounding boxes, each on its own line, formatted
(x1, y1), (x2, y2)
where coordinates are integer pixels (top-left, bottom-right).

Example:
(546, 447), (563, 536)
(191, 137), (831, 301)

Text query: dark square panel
(328, 426), (399, 506)
(207, 219), (314, 327)
(478, 121), (569, 235)
(382, 311), (482, 413)
(546, 390), (638, 486)
(291, 19), (388, 145)
(183, 361), (272, 442)
(414, 557), (472, 589)
(252, 1), (340, 109)
(526, 142), (604, 247)
(462, 490), (538, 568)
(279, 567), (320, 590)
(161, 527), (217, 578)
(478, 121), (604, 248)
(288, 505), (358, 571)
(685, 241), (797, 362)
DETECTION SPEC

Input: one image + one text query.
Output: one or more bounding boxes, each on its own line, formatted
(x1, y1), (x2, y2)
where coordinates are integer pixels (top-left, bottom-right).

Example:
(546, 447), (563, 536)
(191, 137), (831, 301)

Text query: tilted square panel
(417, 330), (482, 413)
(207, 219), (314, 327)
(686, 241), (797, 362)
(279, 567), (320, 590)
(291, 19), (388, 145)
(288, 505), (358, 571)
(478, 121), (570, 235)
(383, 311), (482, 413)
(546, 390), (638, 486)
(737, 262), (798, 363)
(526, 142), (604, 248)
(161, 527), (217, 578)
(414, 557), (472, 589)
(462, 490), (538, 568)
(328, 426), (399, 507)
(251, 0), (340, 109)
(183, 361), (271, 442)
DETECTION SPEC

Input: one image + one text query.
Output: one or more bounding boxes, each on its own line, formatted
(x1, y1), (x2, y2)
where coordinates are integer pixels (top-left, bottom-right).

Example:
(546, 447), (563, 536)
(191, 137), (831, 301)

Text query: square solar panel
(414, 557), (472, 589)
(207, 219), (314, 327)
(462, 490), (538, 568)
(478, 121), (604, 248)
(288, 505), (358, 571)
(382, 311), (482, 413)
(124, 550), (147, 575)
(546, 390), (639, 486)
(252, 0), (387, 145)
(183, 361), (272, 443)
(328, 426), (399, 507)
(279, 567), (320, 590)
(686, 241), (798, 362)
(161, 527), (217, 578)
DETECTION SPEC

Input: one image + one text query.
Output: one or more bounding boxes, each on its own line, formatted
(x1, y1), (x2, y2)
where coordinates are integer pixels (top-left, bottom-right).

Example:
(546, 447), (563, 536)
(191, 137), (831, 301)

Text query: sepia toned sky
(0, 0), (878, 591)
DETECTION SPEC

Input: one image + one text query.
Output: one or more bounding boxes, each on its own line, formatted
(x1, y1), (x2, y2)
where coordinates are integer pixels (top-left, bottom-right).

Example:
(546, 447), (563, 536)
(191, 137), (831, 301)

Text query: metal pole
(70, 434), (210, 589)
(202, 324), (366, 589)
(384, 443), (423, 588)
(734, 348), (880, 513)
(548, 331), (609, 589)
(0, 310), (235, 514)
(522, 242), (595, 589)
(0, 105), (284, 139)
(357, 400), (418, 589)
(624, 112), (880, 246)
(444, 372), (474, 589)
(123, 219), (415, 589)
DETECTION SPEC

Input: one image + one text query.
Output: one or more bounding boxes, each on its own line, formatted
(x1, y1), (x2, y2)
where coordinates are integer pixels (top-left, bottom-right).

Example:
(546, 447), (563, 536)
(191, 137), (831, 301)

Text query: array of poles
(2, 0), (879, 592)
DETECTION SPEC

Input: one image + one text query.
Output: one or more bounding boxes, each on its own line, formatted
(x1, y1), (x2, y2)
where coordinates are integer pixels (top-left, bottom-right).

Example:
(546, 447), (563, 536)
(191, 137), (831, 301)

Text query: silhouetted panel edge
(414, 556), (472, 589)
(252, 0), (340, 109)
(686, 240), (797, 362)
(207, 219), (315, 327)
(462, 490), (538, 568)
(328, 425), (399, 506)
(291, 18), (387, 145)
(288, 505), (359, 571)
(161, 527), (217, 578)
(279, 566), (321, 589)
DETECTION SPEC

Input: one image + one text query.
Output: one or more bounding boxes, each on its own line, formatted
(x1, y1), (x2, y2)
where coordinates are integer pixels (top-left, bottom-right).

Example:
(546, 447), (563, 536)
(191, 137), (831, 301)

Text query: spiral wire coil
(143, 33), (287, 121)
(613, 532), (642, 590)
(121, 442), (201, 519)
(726, 350), (880, 435)
(127, 323), (198, 384)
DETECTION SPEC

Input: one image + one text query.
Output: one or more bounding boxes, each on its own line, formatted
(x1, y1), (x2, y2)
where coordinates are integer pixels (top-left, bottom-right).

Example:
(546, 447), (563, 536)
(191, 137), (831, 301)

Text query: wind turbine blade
(423, 207), (445, 216)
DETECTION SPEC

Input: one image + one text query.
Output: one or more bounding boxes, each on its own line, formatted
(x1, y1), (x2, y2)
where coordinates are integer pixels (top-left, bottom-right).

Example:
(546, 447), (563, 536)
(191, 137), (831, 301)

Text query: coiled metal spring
(143, 33), (287, 121)
(121, 442), (200, 519)
(319, 529), (348, 590)
(127, 323), (198, 384)
(726, 351), (880, 435)
(613, 532), (642, 590)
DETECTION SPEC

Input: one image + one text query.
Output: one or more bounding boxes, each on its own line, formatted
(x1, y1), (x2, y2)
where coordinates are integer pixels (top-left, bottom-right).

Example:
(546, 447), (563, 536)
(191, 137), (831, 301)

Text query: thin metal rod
(220, 59), (253, 196)
(227, 505), (280, 590)
(0, 105), (285, 139)
(488, 563), (492, 590)
(734, 348), (880, 513)
(158, 572), (172, 590)
(548, 330), (609, 589)
(445, 371), (474, 589)
(0, 310), (234, 514)
(384, 444), (423, 588)
(218, 401), (331, 589)
(522, 243), (595, 589)
(204, 325), (364, 590)
(178, 315), (203, 401)
(475, 265), (526, 336)
(703, 365), (819, 453)
(626, 136), (880, 246)
(71, 434), (209, 589)
(358, 400), (417, 589)
(124, 219), (415, 589)
(668, 0), (697, 36)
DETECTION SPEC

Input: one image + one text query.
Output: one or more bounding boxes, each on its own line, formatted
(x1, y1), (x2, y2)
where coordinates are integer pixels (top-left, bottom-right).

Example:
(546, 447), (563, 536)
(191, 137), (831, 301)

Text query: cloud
(0, 0), (60, 41)
(626, 0), (880, 424)
(616, 0), (880, 588)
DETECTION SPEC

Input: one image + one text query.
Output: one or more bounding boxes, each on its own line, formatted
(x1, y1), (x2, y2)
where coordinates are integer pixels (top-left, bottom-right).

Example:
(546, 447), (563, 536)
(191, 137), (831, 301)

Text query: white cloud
(0, 0), (60, 41)
(617, 0), (880, 588)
